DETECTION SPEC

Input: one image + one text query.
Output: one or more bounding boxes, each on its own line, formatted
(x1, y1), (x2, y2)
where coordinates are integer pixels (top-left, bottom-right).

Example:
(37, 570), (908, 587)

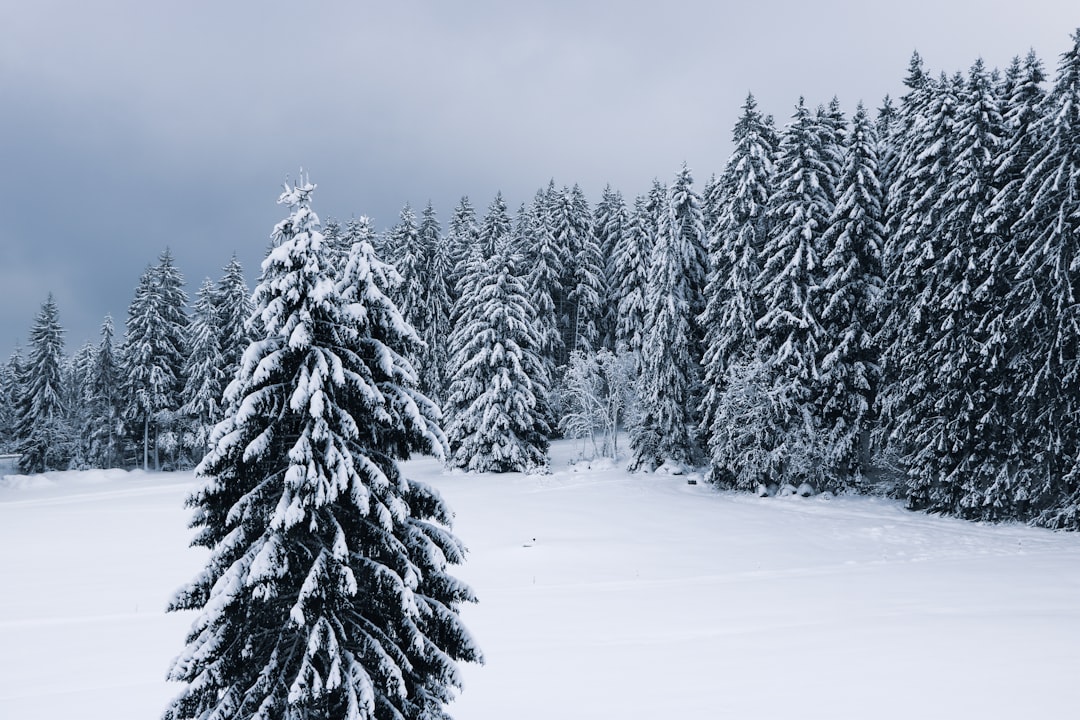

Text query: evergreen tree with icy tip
(594, 185), (629, 351)
(877, 73), (961, 508)
(548, 184), (604, 361)
(417, 202), (454, 404)
(754, 98), (833, 487)
(181, 278), (226, 459)
(1006, 30), (1080, 528)
(699, 93), (775, 474)
(908, 60), (1010, 515)
(612, 193), (654, 357)
(445, 197), (479, 303)
(164, 177), (480, 720)
(0, 350), (21, 453)
(629, 183), (703, 471)
(815, 103), (885, 490)
(87, 316), (123, 468)
(979, 51), (1048, 518)
(446, 243), (550, 473)
(16, 295), (71, 473)
(214, 255), (255, 395)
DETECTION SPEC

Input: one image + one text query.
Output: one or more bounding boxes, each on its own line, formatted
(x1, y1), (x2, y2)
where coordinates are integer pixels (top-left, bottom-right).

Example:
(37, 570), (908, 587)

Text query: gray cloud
(1, 0), (1076, 357)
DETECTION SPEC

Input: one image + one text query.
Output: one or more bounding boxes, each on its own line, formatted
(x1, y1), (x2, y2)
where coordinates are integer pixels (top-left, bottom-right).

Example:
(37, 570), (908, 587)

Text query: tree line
(4, 30), (1080, 530)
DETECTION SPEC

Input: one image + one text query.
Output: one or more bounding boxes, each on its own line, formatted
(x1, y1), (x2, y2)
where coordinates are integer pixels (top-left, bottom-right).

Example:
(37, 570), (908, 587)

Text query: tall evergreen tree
(87, 315), (123, 468)
(0, 349), (21, 453)
(755, 98), (834, 486)
(549, 185), (604, 360)
(611, 194), (653, 357)
(416, 202), (454, 404)
(593, 185), (629, 351)
(815, 103), (886, 488)
(446, 243), (550, 473)
(630, 180), (703, 471)
(699, 93), (776, 482)
(15, 295), (70, 473)
(877, 73), (962, 507)
(165, 178), (480, 720)
(446, 197), (479, 301)
(1007, 31), (1080, 528)
(181, 278), (227, 459)
(215, 255), (255, 389)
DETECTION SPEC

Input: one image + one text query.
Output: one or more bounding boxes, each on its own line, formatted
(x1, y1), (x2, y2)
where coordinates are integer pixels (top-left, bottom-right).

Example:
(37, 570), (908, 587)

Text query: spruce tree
(87, 316), (123, 468)
(215, 255), (255, 389)
(446, 197), (479, 301)
(1008, 30), (1080, 528)
(699, 93), (776, 484)
(593, 185), (629, 351)
(15, 295), (70, 473)
(815, 103), (885, 489)
(0, 350), (20, 453)
(165, 177), (480, 720)
(611, 194), (653, 357)
(417, 202), (454, 404)
(181, 278), (227, 459)
(755, 98), (833, 487)
(630, 180), (703, 471)
(446, 244), (550, 473)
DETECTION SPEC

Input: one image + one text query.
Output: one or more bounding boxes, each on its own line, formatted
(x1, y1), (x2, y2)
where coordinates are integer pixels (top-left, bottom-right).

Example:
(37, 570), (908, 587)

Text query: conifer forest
(5, 31), (1080, 539)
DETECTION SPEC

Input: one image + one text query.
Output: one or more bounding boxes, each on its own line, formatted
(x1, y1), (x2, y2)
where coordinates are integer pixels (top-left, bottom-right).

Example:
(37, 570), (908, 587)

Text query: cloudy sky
(2, 0), (1076, 359)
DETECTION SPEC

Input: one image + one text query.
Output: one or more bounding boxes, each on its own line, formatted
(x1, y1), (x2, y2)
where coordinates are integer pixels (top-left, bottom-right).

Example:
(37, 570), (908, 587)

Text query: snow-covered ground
(2, 441), (1078, 719)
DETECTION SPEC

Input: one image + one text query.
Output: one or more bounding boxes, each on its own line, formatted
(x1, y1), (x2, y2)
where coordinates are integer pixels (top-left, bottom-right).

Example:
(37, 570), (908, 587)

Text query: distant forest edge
(4, 30), (1080, 530)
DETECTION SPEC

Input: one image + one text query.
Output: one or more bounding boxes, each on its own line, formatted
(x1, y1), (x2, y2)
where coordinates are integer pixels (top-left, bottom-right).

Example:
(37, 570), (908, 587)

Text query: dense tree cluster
(5, 31), (1080, 534)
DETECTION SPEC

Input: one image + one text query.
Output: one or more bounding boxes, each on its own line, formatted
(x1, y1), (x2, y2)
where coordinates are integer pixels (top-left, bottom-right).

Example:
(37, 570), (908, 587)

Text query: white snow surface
(2, 440), (1079, 719)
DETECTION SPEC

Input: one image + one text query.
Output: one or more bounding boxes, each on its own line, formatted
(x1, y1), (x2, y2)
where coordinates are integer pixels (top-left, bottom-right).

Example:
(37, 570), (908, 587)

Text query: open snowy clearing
(2, 440), (1079, 719)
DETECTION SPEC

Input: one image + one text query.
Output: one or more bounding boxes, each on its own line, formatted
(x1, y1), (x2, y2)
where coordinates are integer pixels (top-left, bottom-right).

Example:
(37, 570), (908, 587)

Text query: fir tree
(611, 194), (653, 356)
(165, 177), (480, 720)
(630, 179), (703, 471)
(15, 295), (70, 473)
(549, 185), (603, 360)
(215, 254), (255, 388)
(417, 202), (454, 404)
(446, 197), (479, 301)
(593, 185), (629, 351)
(699, 93), (776, 483)
(815, 103), (885, 489)
(755, 98), (834, 487)
(1008, 30), (1080, 528)
(181, 278), (226, 459)
(0, 350), (20, 453)
(446, 244), (550, 473)
(87, 316), (123, 468)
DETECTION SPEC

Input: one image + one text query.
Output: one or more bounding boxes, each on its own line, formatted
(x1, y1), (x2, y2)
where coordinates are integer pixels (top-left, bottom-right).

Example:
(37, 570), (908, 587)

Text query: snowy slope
(2, 442), (1079, 719)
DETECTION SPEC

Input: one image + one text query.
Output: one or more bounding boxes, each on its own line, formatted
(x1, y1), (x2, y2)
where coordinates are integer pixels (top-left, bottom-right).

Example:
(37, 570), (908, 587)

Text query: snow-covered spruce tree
(87, 315), (124, 468)
(215, 255), (255, 388)
(665, 165), (709, 330)
(754, 98), (834, 488)
(64, 341), (96, 469)
(611, 193), (654, 357)
(699, 93), (775, 479)
(0, 350), (21, 453)
(478, 192), (512, 257)
(15, 295), (71, 473)
(876, 73), (961, 509)
(629, 178), (704, 471)
(445, 197), (479, 303)
(385, 203), (446, 403)
(417, 202), (454, 404)
(815, 102), (885, 490)
(979, 51), (1048, 518)
(446, 244), (550, 473)
(164, 178), (480, 720)
(523, 189), (564, 372)
(593, 185), (630, 351)
(1007, 30), (1080, 528)
(181, 278), (227, 460)
(123, 250), (189, 470)
(906, 60), (1010, 517)
(550, 185), (604, 361)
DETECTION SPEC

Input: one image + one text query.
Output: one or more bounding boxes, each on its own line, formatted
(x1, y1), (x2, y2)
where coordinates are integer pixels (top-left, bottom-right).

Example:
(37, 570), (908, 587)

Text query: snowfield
(2, 440), (1079, 719)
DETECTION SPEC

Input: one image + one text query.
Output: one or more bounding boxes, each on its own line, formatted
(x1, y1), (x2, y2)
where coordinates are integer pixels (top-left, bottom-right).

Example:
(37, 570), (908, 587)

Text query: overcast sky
(2, 0), (1077, 360)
